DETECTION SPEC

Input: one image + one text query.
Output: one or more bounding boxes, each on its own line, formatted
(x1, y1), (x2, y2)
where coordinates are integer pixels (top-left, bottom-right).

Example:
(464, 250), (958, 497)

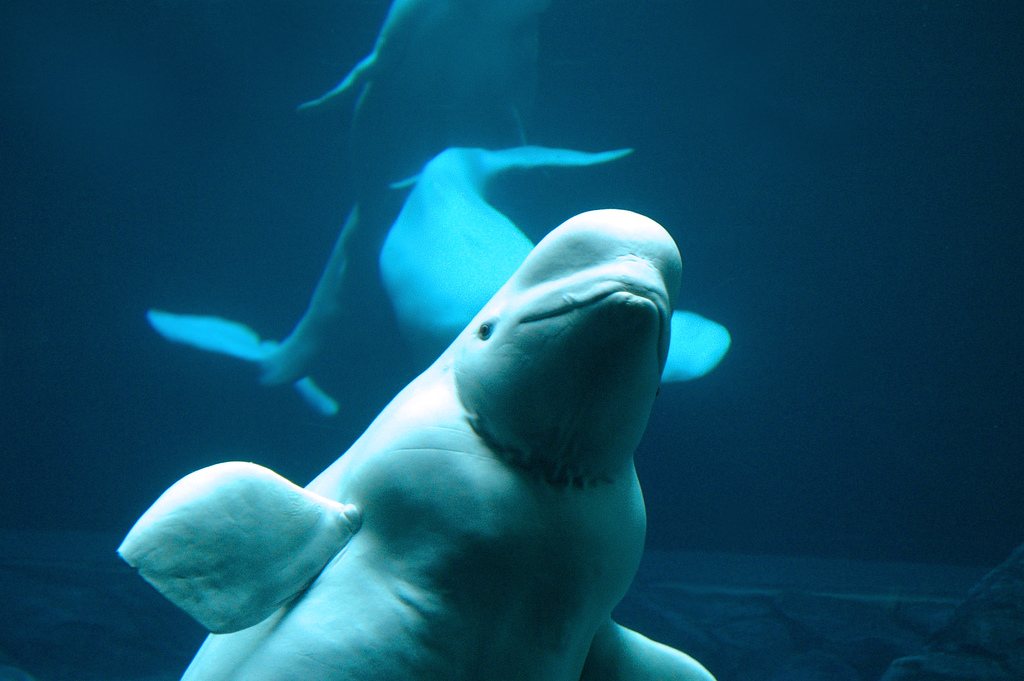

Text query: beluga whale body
(120, 210), (716, 681)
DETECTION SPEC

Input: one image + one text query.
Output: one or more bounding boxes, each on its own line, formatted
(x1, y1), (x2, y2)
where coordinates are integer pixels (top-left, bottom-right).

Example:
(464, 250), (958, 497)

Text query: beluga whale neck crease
(119, 210), (716, 681)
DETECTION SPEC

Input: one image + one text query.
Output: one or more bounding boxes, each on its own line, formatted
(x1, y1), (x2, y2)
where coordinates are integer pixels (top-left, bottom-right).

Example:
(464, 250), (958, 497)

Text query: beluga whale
(120, 209), (717, 681)
(298, 0), (553, 188)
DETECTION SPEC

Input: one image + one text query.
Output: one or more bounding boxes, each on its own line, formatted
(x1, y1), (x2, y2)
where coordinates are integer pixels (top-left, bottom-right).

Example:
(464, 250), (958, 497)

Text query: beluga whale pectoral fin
(292, 377), (341, 416)
(146, 309), (278, 362)
(118, 462), (361, 634)
(662, 311), (732, 382)
(582, 619), (717, 681)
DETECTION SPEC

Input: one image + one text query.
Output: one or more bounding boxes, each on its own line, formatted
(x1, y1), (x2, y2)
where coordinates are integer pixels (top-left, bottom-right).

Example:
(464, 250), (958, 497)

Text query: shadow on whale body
(121, 209), (716, 681)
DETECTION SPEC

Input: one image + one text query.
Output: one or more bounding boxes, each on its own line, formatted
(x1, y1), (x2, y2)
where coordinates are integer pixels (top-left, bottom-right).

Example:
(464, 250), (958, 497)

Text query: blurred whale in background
(298, 0), (553, 189)
(123, 209), (716, 681)
(148, 202), (396, 416)
(293, 0), (562, 377)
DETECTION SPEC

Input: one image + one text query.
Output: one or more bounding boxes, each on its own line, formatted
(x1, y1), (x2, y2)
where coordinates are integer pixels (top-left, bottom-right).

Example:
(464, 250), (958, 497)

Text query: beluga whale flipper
(118, 462), (361, 634)
(380, 145), (731, 379)
(122, 210), (716, 681)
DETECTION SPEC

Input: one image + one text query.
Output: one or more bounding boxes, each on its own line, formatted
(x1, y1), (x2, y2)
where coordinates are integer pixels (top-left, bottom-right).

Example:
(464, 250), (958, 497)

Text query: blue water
(0, 1), (1022, 678)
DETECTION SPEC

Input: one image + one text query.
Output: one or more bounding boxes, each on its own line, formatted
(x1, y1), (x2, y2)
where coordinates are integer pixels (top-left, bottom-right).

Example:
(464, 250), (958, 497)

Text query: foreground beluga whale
(120, 209), (716, 681)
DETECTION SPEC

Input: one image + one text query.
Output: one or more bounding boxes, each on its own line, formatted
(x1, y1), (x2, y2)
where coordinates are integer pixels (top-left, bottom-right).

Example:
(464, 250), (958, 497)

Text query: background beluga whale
(120, 209), (717, 681)
(298, 0), (553, 189)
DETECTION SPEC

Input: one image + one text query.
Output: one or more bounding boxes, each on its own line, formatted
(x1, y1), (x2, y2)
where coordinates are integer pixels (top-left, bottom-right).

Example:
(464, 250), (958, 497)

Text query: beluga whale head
(451, 209), (681, 488)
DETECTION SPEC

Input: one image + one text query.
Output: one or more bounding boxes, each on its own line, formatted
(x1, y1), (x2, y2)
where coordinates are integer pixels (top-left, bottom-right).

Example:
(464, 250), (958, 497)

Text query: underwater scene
(1, 1), (1022, 680)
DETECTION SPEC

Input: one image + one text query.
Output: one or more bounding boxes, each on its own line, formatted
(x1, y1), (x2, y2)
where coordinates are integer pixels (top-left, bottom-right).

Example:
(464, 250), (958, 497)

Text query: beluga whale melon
(121, 209), (716, 681)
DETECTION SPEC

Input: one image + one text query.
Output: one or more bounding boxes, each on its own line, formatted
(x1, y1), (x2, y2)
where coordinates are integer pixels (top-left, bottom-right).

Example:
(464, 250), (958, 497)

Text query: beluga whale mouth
(517, 263), (671, 326)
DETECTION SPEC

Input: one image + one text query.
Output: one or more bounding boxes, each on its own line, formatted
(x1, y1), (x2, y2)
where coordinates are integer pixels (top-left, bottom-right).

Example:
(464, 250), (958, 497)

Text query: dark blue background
(1, 0), (1022, 567)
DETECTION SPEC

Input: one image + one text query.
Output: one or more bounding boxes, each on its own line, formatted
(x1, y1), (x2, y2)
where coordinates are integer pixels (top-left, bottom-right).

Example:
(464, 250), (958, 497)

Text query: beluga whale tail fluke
(294, 0), (408, 112)
(296, 0), (552, 116)
(144, 205), (374, 418)
(145, 309), (339, 416)
(123, 209), (716, 681)
(296, 0), (554, 189)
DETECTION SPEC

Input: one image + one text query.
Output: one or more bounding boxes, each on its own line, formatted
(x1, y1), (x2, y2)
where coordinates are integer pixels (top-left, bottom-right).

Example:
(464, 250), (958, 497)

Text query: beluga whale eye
(477, 321), (494, 340)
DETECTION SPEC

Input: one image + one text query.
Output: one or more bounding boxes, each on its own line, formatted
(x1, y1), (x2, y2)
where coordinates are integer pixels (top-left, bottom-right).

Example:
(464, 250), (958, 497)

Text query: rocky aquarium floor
(0, 531), (994, 681)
